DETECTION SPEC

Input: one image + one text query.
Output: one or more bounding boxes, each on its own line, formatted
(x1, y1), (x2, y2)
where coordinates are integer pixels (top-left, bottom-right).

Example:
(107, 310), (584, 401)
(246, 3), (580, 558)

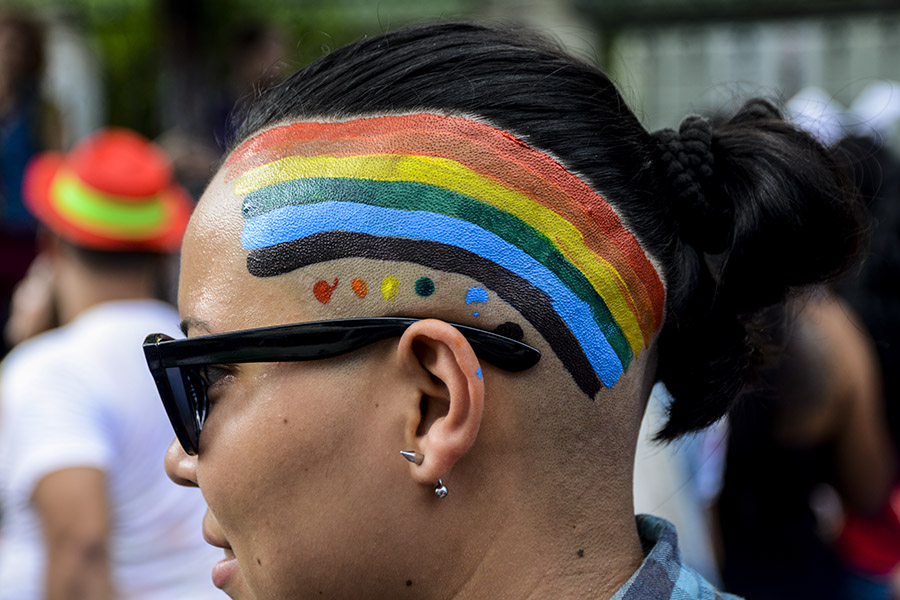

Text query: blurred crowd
(0, 7), (289, 598)
(635, 83), (900, 599)
(0, 4), (899, 600)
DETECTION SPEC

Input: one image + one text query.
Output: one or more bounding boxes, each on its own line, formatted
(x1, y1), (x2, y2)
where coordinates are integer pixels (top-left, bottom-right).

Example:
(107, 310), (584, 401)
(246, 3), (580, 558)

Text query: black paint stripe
(247, 231), (602, 397)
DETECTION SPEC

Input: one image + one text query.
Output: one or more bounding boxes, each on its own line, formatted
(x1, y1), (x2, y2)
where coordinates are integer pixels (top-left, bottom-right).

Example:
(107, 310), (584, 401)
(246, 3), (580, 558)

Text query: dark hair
(231, 22), (863, 439)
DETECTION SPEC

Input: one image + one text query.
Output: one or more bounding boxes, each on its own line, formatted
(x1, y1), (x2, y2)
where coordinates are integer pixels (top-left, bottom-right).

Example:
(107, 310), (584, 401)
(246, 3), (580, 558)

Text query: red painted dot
(313, 278), (339, 304)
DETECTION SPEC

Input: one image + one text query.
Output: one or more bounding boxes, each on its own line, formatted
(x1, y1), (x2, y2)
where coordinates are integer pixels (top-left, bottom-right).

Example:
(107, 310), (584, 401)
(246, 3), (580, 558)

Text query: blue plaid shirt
(612, 516), (743, 600)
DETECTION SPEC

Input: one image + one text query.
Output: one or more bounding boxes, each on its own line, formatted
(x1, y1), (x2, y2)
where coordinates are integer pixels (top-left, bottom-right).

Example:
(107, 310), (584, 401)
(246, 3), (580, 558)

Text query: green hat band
(52, 171), (168, 237)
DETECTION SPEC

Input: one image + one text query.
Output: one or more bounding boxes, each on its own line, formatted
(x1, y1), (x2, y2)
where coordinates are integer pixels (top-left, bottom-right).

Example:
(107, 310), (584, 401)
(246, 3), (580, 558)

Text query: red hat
(24, 128), (193, 252)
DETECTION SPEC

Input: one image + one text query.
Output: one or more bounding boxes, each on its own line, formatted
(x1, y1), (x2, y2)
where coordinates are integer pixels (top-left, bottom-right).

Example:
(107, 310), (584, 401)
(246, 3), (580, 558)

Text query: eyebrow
(180, 317), (212, 337)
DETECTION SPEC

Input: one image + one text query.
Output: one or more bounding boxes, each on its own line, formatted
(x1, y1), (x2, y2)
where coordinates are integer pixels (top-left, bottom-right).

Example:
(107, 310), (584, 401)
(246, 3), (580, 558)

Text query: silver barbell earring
(400, 450), (424, 465)
(434, 479), (448, 499)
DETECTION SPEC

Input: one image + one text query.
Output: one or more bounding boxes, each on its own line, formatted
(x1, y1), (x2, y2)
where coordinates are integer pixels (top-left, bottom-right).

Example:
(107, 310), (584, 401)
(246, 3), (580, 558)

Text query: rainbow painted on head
(225, 114), (665, 394)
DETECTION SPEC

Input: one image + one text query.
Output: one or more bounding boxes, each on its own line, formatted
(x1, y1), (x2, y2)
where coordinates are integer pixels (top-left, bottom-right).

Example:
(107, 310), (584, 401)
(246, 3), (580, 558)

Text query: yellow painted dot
(381, 276), (400, 301)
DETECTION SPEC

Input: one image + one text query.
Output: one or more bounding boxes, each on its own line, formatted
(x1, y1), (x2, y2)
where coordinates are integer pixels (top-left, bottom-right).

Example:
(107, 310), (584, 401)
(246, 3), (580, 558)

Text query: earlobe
(395, 319), (485, 488)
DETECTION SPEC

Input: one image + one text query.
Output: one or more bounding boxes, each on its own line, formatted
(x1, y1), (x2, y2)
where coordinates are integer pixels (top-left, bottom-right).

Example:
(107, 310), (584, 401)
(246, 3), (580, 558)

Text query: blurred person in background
(716, 91), (900, 600)
(0, 10), (61, 358)
(832, 125), (900, 600)
(0, 129), (221, 599)
(716, 292), (894, 600)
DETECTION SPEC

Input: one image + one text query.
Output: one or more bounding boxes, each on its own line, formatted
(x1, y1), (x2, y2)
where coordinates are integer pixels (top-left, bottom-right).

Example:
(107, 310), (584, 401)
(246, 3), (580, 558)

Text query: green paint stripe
(243, 177), (633, 366)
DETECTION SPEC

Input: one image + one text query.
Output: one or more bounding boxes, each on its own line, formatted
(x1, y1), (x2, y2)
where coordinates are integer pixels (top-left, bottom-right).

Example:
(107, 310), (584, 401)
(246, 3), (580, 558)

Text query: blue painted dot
(472, 311), (480, 316)
(476, 368), (482, 379)
(465, 286), (488, 304)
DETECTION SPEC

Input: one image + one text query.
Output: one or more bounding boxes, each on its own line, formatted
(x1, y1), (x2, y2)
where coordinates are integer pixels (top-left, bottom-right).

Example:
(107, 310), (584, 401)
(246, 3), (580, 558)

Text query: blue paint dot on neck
(476, 367), (482, 379)
(472, 311), (479, 316)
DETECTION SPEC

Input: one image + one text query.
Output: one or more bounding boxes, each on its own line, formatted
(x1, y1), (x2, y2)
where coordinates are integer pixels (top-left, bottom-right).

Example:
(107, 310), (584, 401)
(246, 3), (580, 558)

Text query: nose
(165, 438), (199, 487)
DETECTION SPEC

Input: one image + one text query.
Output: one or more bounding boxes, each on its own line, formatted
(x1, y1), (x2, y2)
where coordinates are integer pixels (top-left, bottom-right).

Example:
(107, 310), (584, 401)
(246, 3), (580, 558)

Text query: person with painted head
(149, 23), (863, 599)
(0, 129), (223, 599)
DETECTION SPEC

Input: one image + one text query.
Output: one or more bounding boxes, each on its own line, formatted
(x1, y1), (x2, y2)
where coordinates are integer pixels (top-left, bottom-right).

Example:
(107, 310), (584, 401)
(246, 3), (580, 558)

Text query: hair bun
(652, 115), (733, 253)
(654, 99), (864, 439)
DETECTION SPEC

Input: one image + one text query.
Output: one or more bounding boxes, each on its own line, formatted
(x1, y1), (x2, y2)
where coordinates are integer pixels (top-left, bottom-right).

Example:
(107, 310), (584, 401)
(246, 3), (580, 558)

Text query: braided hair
(231, 22), (864, 439)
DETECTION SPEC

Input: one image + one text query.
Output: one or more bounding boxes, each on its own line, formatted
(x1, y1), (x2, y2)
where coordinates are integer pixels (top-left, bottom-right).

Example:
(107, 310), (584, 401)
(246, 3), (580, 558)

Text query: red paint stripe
(226, 114), (665, 329)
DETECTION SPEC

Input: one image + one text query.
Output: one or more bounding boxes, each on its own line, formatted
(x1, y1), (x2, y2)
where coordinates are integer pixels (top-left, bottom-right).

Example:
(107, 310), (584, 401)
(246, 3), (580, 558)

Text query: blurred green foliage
(15, 0), (884, 135)
(85, 0), (159, 135)
(17, 0), (479, 136)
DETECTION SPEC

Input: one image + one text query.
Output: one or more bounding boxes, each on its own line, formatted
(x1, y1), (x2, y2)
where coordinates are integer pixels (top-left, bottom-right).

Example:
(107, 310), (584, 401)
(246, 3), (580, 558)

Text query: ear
(395, 319), (485, 486)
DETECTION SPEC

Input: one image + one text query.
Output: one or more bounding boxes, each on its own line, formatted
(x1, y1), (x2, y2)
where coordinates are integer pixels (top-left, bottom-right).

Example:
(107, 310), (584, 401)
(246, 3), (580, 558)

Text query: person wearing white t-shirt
(0, 129), (221, 599)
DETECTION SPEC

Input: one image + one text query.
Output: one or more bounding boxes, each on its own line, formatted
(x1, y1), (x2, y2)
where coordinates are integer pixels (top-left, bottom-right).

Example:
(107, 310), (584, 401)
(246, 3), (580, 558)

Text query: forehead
(182, 113), (664, 391)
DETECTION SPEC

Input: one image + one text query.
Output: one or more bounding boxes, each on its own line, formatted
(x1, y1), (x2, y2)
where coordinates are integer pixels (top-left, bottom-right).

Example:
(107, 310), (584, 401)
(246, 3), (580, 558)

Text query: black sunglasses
(143, 317), (541, 455)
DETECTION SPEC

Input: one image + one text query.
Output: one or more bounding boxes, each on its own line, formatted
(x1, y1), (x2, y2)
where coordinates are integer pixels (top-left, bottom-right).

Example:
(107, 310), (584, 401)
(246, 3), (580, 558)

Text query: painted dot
(381, 276), (400, 301)
(465, 286), (489, 304)
(493, 321), (524, 341)
(414, 277), (435, 297)
(313, 278), (339, 304)
(472, 312), (480, 317)
(476, 368), (482, 379)
(351, 278), (368, 298)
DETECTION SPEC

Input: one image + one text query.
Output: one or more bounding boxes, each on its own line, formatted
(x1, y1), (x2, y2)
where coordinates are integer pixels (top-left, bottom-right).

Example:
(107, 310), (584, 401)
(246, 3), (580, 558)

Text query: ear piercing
(400, 450), (424, 465)
(401, 451), (448, 498)
(434, 480), (448, 499)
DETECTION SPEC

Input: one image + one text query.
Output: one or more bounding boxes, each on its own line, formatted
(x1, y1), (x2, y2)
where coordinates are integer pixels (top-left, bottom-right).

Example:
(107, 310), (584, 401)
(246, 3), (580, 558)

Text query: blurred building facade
(604, 8), (900, 131)
(10, 0), (899, 141)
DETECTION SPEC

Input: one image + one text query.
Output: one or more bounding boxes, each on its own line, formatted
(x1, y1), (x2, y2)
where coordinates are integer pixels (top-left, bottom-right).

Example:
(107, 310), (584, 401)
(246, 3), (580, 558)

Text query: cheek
(195, 367), (390, 594)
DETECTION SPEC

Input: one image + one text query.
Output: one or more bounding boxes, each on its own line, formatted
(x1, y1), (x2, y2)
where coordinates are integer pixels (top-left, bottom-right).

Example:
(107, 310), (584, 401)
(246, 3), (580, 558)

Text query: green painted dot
(414, 277), (435, 297)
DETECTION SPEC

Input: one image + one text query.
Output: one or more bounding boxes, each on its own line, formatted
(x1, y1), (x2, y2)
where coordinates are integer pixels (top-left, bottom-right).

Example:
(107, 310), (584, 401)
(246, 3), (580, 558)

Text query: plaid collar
(611, 516), (742, 600)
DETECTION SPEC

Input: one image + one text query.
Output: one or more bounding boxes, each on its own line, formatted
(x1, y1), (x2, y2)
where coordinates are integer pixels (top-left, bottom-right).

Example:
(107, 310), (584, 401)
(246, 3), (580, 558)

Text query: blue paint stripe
(242, 202), (623, 385)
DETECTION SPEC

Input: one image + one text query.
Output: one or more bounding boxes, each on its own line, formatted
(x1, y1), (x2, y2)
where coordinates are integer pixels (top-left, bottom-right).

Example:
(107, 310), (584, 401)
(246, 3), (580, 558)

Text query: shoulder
(1, 300), (180, 403)
(1, 326), (72, 393)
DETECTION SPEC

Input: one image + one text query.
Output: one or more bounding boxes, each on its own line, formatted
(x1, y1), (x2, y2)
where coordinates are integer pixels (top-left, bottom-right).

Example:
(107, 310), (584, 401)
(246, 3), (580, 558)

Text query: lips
(211, 555), (239, 589)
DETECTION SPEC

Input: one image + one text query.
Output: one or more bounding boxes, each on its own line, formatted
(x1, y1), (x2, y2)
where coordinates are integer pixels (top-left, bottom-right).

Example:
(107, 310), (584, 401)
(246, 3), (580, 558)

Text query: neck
(438, 453), (644, 600)
(461, 503), (643, 600)
(56, 262), (159, 324)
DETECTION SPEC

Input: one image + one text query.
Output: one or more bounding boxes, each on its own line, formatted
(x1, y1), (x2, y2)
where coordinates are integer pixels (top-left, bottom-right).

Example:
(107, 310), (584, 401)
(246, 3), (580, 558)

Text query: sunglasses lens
(182, 368), (209, 434)
(165, 367), (207, 454)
